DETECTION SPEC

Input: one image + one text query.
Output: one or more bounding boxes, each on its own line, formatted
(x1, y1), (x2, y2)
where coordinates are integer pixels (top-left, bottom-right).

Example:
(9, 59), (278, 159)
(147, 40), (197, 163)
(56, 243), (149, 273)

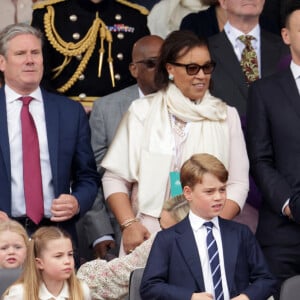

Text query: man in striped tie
(141, 153), (276, 300)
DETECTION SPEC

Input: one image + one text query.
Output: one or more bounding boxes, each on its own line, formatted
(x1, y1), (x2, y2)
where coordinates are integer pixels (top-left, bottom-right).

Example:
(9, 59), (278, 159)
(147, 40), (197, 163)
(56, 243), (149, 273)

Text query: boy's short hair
(180, 153), (228, 189)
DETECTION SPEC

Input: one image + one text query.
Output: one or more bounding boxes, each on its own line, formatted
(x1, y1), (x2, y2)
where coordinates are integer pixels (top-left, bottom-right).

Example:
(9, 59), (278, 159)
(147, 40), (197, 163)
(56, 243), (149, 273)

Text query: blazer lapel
(0, 88), (11, 179)
(42, 90), (59, 193)
(176, 217), (205, 291)
(219, 218), (238, 294)
(210, 32), (248, 100)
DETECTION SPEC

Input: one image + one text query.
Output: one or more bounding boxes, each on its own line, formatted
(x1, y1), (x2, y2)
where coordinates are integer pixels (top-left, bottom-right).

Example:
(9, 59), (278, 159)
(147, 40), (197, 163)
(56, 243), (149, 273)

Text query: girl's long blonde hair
(3, 226), (85, 300)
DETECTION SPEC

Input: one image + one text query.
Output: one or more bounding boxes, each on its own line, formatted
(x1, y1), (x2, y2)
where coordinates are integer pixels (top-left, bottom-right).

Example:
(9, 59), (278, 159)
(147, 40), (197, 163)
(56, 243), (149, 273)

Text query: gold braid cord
(116, 0), (149, 15)
(43, 5), (115, 93)
(33, 0), (65, 10)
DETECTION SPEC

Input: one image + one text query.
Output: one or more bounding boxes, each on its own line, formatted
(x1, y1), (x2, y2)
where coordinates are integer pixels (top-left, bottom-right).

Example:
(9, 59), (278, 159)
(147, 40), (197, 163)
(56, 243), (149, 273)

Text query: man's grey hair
(0, 23), (43, 57)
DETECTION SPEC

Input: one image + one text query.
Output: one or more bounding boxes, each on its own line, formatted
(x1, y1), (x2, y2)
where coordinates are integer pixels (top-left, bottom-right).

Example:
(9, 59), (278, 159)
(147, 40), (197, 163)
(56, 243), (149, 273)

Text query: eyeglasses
(133, 58), (157, 69)
(169, 61), (216, 75)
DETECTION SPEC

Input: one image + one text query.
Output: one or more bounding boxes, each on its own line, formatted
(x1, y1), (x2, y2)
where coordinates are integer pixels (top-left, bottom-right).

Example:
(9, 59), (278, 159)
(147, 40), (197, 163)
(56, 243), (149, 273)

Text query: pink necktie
(20, 96), (44, 224)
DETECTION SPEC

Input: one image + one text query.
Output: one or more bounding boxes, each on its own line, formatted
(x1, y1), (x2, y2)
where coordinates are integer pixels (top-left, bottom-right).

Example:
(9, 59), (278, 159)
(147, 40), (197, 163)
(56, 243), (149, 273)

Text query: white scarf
(102, 84), (229, 217)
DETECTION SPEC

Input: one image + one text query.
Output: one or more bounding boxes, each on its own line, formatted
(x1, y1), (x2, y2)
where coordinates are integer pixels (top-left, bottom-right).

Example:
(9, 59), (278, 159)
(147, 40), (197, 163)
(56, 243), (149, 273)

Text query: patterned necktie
(204, 221), (224, 300)
(20, 96), (44, 224)
(238, 35), (259, 84)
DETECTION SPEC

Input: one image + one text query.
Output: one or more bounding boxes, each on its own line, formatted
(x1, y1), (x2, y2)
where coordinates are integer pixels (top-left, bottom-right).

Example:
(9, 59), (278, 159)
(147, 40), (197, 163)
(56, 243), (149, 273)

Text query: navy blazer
(140, 216), (276, 300)
(0, 87), (99, 234)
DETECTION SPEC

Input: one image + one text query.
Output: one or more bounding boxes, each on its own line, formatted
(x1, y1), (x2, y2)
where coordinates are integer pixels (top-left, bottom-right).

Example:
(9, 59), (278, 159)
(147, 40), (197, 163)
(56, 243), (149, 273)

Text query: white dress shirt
(5, 85), (54, 218)
(223, 21), (261, 77)
(189, 211), (230, 300)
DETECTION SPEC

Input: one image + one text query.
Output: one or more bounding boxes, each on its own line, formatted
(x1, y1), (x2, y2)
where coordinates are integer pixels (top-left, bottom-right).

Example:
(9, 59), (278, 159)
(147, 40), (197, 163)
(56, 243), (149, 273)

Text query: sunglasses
(134, 58), (157, 69)
(169, 61), (216, 75)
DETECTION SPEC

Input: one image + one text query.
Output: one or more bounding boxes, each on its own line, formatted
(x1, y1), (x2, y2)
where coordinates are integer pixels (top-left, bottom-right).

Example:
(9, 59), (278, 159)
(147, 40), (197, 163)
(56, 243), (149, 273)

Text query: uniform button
(117, 33), (124, 40)
(76, 54), (82, 60)
(79, 93), (87, 99)
(79, 74), (85, 80)
(115, 14), (122, 21)
(114, 74), (121, 81)
(117, 53), (124, 60)
(69, 15), (78, 22)
(72, 33), (80, 40)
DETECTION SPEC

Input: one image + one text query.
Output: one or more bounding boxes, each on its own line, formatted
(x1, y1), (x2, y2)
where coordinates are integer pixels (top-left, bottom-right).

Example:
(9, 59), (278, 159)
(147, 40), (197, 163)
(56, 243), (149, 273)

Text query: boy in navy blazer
(140, 153), (275, 300)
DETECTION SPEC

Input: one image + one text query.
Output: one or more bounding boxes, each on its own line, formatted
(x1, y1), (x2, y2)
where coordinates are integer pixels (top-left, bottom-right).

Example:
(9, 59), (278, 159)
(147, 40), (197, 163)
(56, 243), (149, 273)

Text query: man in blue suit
(0, 23), (99, 242)
(141, 153), (275, 300)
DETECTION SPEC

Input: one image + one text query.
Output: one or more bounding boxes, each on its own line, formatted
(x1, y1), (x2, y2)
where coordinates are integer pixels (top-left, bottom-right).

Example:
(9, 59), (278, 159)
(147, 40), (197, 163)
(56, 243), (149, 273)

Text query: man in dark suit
(140, 153), (275, 300)
(78, 35), (163, 260)
(246, 2), (300, 299)
(31, 0), (150, 112)
(0, 23), (99, 243)
(209, 0), (289, 117)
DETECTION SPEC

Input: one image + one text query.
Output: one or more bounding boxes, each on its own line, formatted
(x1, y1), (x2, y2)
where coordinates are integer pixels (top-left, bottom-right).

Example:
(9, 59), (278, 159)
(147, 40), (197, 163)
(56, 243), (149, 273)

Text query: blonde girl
(0, 220), (28, 269)
(3, 226), (91, 300)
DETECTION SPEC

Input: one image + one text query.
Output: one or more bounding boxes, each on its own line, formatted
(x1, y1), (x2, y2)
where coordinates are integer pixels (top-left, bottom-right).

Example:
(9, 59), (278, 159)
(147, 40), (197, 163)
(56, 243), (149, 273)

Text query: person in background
(147, 0), (208, 38)
(140, 153), (276, 300)
(101, 30), (249, 255)
(208, 0), (289, 116)
(246, 1), (300, 298)
(0, 0), (34, 31)
(0, 220), (28, 269)
(77, 34), (164, 261)
(3, 226), (91, 299)
(0, 23), (99, 244)
(180, 0), (227, 38)
(31, 0), (150, 112)
(77, 194), (189, 300)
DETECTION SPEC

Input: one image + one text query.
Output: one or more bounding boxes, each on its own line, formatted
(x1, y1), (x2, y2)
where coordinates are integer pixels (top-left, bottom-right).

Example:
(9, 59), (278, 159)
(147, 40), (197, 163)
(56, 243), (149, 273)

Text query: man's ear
(0, 55), (6, 72)
(281, 27), (291, 46)
(129, 62), (138, 79)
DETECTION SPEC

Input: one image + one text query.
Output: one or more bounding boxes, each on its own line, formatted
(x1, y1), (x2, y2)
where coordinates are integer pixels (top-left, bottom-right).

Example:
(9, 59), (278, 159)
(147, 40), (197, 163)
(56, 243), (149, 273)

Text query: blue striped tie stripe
(204, 222), (224, 300)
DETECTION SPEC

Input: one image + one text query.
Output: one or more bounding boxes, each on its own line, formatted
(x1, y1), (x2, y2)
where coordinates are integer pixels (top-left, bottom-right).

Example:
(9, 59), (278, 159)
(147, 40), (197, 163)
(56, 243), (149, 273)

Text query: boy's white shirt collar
(189, 210), (220, 231)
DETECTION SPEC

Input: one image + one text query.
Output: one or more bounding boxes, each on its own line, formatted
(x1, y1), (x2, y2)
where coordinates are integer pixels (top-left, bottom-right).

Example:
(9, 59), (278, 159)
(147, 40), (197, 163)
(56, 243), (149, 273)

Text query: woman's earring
(168, 74), (174, 81)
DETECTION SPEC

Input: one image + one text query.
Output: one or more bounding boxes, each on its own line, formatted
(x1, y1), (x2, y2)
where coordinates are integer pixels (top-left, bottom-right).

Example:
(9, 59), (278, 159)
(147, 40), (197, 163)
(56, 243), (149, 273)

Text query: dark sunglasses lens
(186, 64), (200, 75)
(145, 60), (156, 68)
(202, 63), (215, 74)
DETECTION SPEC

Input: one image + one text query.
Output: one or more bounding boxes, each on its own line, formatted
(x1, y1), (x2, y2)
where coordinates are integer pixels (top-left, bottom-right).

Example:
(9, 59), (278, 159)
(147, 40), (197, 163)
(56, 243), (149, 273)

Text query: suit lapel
(210, 32), (248, 99)
(0, 88), (11, 178)
(219, 218), (238, 294)
(176, 218), (205, 291)
(42, 90), (59, 193)
(278, 69), (300, 120)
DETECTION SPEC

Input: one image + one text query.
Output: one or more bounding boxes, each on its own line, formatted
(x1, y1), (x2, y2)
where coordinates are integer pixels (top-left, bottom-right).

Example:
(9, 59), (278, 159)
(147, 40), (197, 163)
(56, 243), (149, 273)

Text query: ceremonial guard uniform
(31, 0), (149, 107)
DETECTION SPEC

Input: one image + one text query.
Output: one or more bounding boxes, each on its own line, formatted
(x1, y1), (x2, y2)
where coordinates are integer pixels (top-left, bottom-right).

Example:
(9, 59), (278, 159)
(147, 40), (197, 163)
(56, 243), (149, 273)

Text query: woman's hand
(122, 221), (150, 254)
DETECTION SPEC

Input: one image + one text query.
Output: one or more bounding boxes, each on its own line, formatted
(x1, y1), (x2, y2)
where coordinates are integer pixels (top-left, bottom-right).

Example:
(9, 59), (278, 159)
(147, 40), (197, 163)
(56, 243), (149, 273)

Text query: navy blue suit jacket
(0, 87), (99, 235)
(141, 216), (276, 300)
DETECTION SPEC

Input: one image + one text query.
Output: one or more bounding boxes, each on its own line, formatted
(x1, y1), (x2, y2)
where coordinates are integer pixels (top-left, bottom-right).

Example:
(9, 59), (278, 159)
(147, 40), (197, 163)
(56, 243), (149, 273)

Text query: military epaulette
(116, 0), (149, 15)
(32, 0), (65, 10)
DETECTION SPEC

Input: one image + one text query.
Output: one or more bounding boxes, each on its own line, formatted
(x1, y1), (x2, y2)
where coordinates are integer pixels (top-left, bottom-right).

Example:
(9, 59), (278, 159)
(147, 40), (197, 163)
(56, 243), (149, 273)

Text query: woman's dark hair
(155, 30), (210, 90)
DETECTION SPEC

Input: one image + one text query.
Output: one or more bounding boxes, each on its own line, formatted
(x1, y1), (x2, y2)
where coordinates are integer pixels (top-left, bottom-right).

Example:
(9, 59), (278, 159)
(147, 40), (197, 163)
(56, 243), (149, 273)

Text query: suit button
(69, 15), (78, 22)
(117, 33), (124, 40)
(72, 33), (80, 40)
(79, 93), (87, 99)
(115, 14), (122, 21)
(117, 53), (124, 60)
